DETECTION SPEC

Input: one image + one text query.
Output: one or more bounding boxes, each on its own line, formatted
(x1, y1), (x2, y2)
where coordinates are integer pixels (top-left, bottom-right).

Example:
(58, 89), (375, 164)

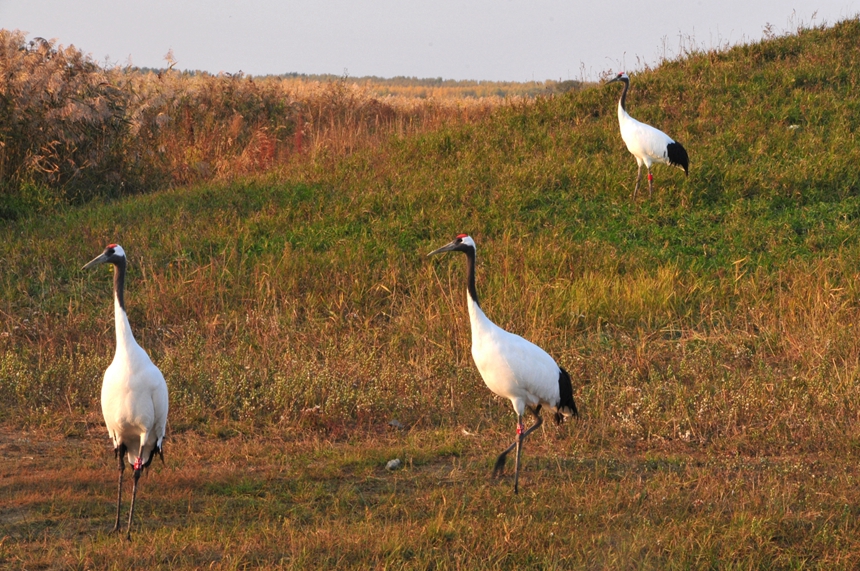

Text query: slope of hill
(3, 18), (860, 439)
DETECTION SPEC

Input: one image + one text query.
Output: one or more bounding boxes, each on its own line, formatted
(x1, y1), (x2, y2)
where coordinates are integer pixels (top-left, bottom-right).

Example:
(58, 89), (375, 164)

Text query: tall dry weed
(0, 31), (127, 205)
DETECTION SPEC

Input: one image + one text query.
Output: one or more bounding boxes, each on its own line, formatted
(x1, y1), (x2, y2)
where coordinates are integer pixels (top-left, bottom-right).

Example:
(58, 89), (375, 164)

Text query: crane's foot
(492, 430), (520, 478)
(492, 452), (509, 477)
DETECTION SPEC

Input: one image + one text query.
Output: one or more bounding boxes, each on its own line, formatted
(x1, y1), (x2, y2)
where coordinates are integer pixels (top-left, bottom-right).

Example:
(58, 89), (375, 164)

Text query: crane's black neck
(112, 257), (126, 312)
(464, 247), (479, 307)
(617, 78), (630, 112)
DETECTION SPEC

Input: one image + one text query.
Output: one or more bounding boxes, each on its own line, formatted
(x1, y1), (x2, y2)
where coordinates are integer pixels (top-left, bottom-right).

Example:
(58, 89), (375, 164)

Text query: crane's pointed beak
(82, 253), (109, 270)
(605, 76), (620, 85)
(428, 240), (459, 257)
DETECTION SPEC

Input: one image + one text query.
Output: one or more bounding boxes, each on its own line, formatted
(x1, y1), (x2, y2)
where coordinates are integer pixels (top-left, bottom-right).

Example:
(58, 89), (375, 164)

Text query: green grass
(3, 17), (860, 568)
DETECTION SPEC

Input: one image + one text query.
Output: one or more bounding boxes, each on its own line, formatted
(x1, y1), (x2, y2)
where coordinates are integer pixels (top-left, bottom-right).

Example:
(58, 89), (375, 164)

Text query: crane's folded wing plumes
(666, 141), (689, 174)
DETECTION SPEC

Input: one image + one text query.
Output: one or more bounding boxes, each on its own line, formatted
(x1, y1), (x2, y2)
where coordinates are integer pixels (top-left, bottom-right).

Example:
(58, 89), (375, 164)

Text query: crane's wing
(469, 306), (563, 412)
(150, 366), (169, 447)
(620, 116), (675, 163)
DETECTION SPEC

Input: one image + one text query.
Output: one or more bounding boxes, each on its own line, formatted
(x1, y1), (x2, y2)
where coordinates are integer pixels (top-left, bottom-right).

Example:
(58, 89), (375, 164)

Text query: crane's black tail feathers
(667, 142), (689, 175)
(554, 367), (579, 424)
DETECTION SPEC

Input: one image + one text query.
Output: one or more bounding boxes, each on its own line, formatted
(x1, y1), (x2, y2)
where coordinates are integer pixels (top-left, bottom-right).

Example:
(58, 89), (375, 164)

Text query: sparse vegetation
(3, 16), (860, 569)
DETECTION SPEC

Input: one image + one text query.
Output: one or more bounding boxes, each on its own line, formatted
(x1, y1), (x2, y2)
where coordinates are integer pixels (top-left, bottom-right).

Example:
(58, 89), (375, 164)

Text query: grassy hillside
(4, 17), (860, 436)
(3, 17), (860, 568)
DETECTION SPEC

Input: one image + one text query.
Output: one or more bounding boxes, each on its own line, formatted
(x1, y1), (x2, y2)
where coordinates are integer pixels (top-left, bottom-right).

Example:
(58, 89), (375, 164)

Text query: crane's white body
(467, 296), (564, 417)
(616, 104), (677, 171)
(102, 293), (168, 468)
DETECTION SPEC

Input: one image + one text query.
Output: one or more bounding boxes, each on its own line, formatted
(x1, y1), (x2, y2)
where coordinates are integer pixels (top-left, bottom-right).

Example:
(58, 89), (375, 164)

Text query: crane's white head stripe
(455, 235), (476, 249)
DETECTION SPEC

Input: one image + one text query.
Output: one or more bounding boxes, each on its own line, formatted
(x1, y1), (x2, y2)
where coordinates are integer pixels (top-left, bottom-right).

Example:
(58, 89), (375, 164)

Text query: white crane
(429, 234), (578, 493)
(83, 244), (169, 540)
(606, 72), (689, 198)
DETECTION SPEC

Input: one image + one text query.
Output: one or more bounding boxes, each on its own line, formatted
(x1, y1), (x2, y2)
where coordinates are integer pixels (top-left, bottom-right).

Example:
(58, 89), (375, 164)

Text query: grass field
(3, 16), (860, 568)
(6, 425), (860, 569)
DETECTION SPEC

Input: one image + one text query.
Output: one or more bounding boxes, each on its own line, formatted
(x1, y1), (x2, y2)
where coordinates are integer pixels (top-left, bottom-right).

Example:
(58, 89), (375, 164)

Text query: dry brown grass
(0, 32), (127, 205)
(120, 70), (509, 187)
(1, 30), (542, 214)
(4, 423), (860, 569)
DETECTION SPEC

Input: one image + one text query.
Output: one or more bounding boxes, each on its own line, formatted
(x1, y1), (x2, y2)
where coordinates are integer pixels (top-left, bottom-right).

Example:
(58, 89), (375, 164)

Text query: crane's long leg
(633, 164), (643, 199)
(513, 408), (543, 494)
(647, 170), (654, 198)
(111, 444), (126, 533)
(493, 406), (544, 494)
(126, 456), (143, 540)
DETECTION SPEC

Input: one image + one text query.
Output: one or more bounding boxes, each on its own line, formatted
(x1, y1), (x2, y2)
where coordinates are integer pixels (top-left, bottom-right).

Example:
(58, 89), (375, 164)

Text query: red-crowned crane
(606, 72), (689, 198)
(428, 234), (578, 493)
(83, 244), (169, 540)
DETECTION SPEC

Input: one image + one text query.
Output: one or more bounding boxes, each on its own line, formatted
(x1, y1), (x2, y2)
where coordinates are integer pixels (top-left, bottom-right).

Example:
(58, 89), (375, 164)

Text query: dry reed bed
(0, 30), (512, 213)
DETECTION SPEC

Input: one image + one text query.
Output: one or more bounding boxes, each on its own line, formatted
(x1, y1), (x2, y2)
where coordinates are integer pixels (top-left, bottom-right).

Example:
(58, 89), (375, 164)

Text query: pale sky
(2, 1), (858, 81)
